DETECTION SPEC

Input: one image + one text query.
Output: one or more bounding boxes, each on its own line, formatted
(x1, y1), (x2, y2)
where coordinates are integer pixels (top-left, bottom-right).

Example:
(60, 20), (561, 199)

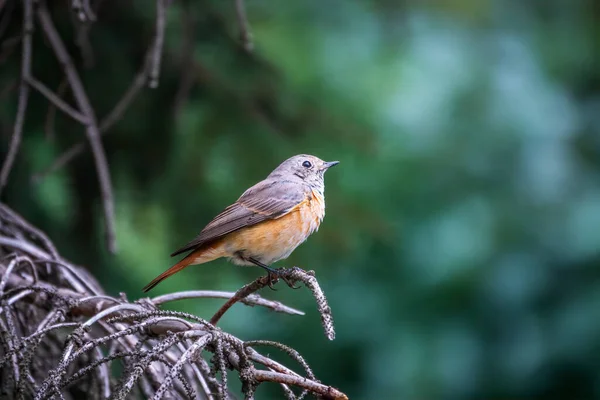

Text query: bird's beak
(322, 161), (340, 170)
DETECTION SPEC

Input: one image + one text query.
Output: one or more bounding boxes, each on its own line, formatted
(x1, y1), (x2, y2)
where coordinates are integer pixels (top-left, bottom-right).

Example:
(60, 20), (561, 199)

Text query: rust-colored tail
(142, 257), (194, 293)
(142, 243), (225, 292)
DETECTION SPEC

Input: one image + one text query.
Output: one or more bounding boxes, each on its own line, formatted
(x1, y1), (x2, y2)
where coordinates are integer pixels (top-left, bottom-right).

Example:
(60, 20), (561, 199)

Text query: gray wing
(170, 179), (309, 257)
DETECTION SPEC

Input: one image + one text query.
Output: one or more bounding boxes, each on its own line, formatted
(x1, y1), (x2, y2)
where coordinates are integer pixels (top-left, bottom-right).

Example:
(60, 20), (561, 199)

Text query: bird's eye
(302, 160), (312, 168)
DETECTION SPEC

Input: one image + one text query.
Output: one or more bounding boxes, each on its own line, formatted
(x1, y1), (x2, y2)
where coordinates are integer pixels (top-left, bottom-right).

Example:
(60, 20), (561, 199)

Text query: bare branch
(253, 370), (348, 400)
(0, 0), (32, 194)
(32, 43), (153, 184)
(100, 66), (150, 132)
(151, 290), (305, 316)
(70, 0), (96, 22)
(82, 0), (97, 22)
(287, 268), (336, 340)
(152, 333), (212, 400)
(0, 256), (36, 294)
(149, 0), (167, 88)
(0, 203), (59, 258)
(31, 143), (83, 184)
(0, 203), (346, 398)
(25, 76), (88, 124)
(245, 340), (315, 380)
(0, 237), (51, 261)
(0, 242), (346, 399)
(210, 267), (336, 340)
(36, 0), (118, 254)
(0, 0), (346, 391)
(210, 274), (275, 326)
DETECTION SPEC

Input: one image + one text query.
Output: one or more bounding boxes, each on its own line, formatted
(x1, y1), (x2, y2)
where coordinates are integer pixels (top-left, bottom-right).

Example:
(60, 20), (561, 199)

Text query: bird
(142, 154), (339, 292)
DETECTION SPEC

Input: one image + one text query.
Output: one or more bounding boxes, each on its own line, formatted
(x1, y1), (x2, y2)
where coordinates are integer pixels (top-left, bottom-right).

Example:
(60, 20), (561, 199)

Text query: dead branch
(254, 370), (347, 400)
(31, 14), (157, 184)
(27, 1), (268, 184)
(151, 290), (305, 316)
(210, 268), (336, 340)
(71, 0), (96, 23)
(36, 0), (117, 254)
(0, 203), (347, 399)
(0, 0), (32, 195)
(0, 4), (347, 393)
(25, 76), (88, 124)
(30, 55), (150, 184)
(149, 0), (167, 89)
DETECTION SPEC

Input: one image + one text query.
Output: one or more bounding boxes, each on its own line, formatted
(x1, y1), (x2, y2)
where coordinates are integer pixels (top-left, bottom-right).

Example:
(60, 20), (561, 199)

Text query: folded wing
(170, 179), (308, 257)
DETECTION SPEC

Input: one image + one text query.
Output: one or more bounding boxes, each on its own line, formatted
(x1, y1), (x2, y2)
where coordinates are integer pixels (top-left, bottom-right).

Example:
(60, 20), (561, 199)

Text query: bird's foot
(265, 270), (279, 291)
(278, 267), (302, 289)
(263, 268), (301, 290)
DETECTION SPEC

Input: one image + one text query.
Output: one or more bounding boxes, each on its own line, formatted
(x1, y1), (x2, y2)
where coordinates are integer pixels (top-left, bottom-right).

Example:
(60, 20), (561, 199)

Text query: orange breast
(222, 193), (325, 265)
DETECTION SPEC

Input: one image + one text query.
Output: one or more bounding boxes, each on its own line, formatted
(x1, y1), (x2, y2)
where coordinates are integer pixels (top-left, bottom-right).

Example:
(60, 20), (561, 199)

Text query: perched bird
(142, 154), (339, 292)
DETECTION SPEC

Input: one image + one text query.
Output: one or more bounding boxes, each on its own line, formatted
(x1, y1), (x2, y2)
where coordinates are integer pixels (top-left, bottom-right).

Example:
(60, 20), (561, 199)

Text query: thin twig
(175, 342), (213, 399)
(209, 275), (273, 326)
(0, 237), (52, 261)
(245, 340), (315, 380)
(31, 144), (82, 184)
(70, 0), (85, 21)
(234, 0), (253, 52)
(31, 49), (151, 184)
(0, 0), (33, 194)
(0, 234), (98, 295)
(0, 203), (59, 258)
(149, 0), (167, 88)
(210, 268), (335, 340)
(25, 76), (88, 124)
(152, 333), (212, 400)
(62, 303), (146, 362)
(82, 0), (97, 22)
(0, 256), (37, 295)
(287, 268), (336, 340)
(36, 0), (118, 254)
(99, 59), (150, 133)
(246, 348), (302, 377)
(151, 290), (304, 316)
(253, 370), (347, 400)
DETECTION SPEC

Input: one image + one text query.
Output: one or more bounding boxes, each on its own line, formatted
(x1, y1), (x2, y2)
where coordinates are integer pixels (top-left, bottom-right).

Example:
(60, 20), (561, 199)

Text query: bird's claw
(266, 271), (278, 291)
(263, 270), (300, 290)
(281, 275), (301, 289)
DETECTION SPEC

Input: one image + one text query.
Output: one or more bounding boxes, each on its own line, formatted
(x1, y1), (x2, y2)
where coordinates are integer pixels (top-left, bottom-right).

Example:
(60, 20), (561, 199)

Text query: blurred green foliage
(2, 0), (600, 398)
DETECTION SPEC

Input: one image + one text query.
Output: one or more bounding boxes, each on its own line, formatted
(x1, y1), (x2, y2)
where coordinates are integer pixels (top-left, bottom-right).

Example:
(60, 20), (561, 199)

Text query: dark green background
(2, 0), (600, 398)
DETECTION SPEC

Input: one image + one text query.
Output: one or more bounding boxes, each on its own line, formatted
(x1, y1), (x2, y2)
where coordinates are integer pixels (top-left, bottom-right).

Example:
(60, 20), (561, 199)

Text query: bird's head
(268, 154), (339, 192)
